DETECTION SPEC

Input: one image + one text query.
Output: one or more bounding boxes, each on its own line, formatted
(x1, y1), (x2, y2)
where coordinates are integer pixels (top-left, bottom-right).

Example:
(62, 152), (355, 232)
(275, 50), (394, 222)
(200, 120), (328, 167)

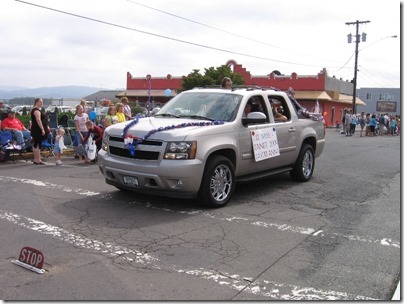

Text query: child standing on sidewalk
(54, 127), (67, 165)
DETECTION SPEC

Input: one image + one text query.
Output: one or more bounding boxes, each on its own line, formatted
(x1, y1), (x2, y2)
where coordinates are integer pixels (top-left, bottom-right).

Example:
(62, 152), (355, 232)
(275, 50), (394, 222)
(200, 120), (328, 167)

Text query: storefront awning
(294, 91), (332, 100)
(294, 91), (366, 106)
(337, 94), (366, 106)
(117, 90), (178, 97)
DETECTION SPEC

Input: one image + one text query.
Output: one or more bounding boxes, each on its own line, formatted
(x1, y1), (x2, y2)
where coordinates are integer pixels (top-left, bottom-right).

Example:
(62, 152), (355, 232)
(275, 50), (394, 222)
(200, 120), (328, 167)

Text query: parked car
(11, 105), (34, 116)
(98, 87), (326, 208)
(46, 105), (75, 114)
(92, 106), (110, 126)
(99, 106), (110, 117)
(0, 103), (12, 114)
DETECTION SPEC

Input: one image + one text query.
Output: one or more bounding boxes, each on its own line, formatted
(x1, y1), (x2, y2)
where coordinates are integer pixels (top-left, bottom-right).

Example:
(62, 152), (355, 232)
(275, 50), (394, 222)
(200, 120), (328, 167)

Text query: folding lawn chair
(48, 112), (58, 130)
(41, 132), (55, 159)
(58, 114), (69, 128)
(63, 132), (73, 148)
(65, 119), (75, 146)
(0, 131), (28, 163)
(0, 140), (10, 162)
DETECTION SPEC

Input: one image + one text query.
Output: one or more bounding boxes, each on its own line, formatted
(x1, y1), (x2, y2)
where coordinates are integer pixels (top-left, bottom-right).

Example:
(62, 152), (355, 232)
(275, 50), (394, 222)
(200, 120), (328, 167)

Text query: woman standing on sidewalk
(369, 114), (377, 136)
(30, 98), (48, 165)
(359, 111), (366, 137)
(73, 104), (89, 163)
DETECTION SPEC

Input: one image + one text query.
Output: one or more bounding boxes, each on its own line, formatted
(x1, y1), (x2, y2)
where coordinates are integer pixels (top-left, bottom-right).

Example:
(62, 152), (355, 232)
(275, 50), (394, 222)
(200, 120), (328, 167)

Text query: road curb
(3, 148), (76, 162)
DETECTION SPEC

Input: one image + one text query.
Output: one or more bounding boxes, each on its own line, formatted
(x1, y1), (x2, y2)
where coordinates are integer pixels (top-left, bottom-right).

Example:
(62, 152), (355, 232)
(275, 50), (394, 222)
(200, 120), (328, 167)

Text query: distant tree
(180, 65), (244, 91)
(132, 106), (147, 115)
(180, 69), (212, 91)
(18, 115), (31, 128)
(8, 97), (51, 106)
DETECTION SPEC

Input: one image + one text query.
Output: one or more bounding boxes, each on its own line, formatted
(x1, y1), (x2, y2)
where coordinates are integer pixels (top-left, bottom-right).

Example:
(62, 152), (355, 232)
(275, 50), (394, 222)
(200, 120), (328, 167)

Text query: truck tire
(198, 155), (235, 208)
(290, 144), (315, 182)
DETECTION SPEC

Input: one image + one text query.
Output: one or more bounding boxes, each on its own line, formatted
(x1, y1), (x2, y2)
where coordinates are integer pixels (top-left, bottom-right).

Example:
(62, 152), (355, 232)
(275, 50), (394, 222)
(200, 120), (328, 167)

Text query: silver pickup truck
(98, 87), (325, 207)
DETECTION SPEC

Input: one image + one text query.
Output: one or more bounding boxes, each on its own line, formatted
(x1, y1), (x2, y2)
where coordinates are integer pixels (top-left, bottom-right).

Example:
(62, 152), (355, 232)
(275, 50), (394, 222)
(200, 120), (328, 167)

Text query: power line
(15, 0), (337, 69)
(331, 34), (397, 74)
(125, 0), (342, 64)
(126, 0), (282, 49)
(332, 34), (398, 86)
(332, 51), (355, 72)
(357, 69), (393, 88)
(359, 55), (400, 87)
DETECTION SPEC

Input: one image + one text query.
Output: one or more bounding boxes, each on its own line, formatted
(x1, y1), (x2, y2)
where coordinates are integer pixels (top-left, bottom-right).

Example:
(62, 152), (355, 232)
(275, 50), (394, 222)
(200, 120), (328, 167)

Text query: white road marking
(0, 176), (99, 196)
(260, 219), (396, 248)
(0, 209), (155, 265)
(0, 175), (400, 249)
(175, 268), (375, 300)
(0, 176), (400, 249)
(141, 202), (400, 249)
(0, 209), (376, 300)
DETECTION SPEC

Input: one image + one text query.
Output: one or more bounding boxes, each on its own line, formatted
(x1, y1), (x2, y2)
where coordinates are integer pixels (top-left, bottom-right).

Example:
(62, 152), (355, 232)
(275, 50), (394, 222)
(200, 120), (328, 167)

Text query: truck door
(267, 95), (298, 165)
(238, 94), (299, 176)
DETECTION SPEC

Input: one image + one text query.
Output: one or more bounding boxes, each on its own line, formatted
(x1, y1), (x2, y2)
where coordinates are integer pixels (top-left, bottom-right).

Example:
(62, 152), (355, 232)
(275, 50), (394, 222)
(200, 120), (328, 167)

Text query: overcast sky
(0, 0), (401, 90)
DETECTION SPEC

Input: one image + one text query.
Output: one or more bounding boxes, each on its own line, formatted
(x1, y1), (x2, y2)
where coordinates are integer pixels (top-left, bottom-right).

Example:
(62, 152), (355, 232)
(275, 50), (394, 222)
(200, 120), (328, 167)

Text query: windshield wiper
(181, 115), (214, 121)
(154, 113), (180, 118)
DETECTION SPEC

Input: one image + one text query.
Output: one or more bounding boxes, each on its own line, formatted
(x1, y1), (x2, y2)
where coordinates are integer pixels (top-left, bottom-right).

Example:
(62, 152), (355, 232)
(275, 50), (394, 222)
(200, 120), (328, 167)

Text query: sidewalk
(392, 281), (400, 300)
(2, 148), (76, 162)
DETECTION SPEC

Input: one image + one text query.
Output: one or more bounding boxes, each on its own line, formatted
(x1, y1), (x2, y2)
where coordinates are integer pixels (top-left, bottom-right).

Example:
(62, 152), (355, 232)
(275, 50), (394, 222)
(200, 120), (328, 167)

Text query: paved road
(0, 130), (400, 300)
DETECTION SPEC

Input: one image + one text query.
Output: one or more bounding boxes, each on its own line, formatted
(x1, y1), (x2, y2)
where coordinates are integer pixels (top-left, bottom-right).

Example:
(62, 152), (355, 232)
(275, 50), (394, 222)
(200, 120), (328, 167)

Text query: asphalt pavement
(0, 128), (400, 300)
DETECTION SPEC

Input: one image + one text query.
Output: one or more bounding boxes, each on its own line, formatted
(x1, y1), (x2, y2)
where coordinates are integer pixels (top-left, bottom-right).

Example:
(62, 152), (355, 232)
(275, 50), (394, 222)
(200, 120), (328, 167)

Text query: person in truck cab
(243, 102), (252, 118)
(271, 100), (287, 122)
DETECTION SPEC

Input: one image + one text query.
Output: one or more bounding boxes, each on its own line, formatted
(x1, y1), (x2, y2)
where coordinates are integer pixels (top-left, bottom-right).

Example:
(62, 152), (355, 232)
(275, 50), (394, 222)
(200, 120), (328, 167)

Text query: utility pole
(346, 20), (370, 114)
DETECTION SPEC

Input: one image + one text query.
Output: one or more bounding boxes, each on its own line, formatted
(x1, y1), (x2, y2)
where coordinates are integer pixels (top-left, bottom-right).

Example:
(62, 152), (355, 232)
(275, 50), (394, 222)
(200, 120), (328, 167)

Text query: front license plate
(123, 176), (139, 187)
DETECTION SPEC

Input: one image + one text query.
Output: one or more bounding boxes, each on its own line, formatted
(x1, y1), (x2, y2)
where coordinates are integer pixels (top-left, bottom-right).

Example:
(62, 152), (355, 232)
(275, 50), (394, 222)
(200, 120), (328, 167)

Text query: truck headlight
(164, 141), (197, 159)
(101, 134), (109, 151)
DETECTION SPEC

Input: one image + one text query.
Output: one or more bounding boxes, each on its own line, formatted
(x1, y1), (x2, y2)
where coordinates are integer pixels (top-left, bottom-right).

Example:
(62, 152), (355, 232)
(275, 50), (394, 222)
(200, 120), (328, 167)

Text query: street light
(346, 26), (397, 114)
(360, 35), (397, 51)
(354, 34), (397, 113)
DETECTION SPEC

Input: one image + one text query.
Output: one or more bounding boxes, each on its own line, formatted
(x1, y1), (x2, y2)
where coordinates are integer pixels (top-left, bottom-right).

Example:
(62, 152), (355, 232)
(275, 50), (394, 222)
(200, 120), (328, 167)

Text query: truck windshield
(157, 92), (243, 122)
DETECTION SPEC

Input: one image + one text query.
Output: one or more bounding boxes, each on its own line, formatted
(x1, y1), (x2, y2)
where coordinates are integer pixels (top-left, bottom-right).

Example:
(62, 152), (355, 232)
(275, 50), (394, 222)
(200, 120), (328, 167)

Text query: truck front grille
(108, 137), (162, 160)
(109, 136), (163, 146)
(109, 146), (160, 160)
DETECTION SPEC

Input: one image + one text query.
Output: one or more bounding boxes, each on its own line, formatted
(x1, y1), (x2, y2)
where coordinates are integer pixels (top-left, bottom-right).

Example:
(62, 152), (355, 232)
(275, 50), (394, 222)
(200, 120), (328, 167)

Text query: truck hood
(106, 117), (225, 141)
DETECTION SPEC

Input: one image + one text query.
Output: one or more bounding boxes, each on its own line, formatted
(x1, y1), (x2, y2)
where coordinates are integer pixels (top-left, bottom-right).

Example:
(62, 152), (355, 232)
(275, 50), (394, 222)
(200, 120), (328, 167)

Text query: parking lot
(0, 130), (400, 300)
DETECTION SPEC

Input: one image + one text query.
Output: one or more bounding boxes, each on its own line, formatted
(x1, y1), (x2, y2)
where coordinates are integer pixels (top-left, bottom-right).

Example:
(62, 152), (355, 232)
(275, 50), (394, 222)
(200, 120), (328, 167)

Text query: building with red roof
(119, 59), (366, 127)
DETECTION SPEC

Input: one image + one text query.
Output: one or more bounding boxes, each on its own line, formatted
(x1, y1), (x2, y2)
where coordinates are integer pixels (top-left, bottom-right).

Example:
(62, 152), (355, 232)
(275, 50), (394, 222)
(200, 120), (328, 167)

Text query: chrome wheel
(210, 164), (233, 202)
(290, 144), (315, 182)
(199, 156), (235, 208)
(302, 149), (314, 177)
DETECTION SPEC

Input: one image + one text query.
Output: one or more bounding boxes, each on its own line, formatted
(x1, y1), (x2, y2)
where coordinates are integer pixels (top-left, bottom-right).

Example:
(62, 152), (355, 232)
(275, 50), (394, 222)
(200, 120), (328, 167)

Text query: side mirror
(242, 112), (267, 126)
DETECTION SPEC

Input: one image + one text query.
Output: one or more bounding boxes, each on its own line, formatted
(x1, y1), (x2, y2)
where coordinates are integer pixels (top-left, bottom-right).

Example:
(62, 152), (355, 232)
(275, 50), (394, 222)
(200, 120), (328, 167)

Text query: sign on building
(376, 101), (397, 112)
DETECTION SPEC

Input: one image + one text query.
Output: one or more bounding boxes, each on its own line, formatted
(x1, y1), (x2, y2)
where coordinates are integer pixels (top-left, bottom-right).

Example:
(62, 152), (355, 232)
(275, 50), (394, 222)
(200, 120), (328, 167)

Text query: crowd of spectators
(0, 96), (135, 165)
(340, 108), (400, 137)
